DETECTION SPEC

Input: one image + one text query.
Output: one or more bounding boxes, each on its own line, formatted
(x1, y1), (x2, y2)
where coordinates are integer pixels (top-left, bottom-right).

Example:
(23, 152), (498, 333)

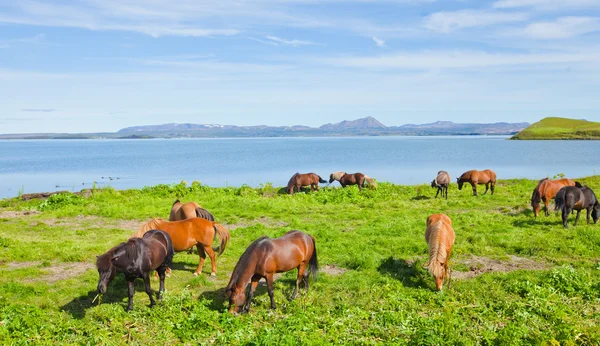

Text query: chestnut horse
(425, 214), (455, 291)
(225, 230), (318, 313)
(457, 169), (496, 196)
(431, 170), (450, 199)
(169, 200), (214, 222)
(287, 173), (327, 194)
(554, 185), (600, 228)
(329, 171), (377, 190)
(134, 218), (230, 276)
(531, 178), (578, 217)
(96, 230), (174, 311)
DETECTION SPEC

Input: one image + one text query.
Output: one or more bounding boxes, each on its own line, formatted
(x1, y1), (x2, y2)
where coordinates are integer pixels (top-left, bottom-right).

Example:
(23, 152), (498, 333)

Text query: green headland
(511, 117), (600, 140)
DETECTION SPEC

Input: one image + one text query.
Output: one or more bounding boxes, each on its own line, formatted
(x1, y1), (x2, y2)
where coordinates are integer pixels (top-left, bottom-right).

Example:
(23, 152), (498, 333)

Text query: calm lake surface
(0, 136), (598, 198)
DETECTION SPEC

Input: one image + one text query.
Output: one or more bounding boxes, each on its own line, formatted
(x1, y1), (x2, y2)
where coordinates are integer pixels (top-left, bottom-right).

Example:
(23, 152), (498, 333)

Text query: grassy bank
(511, 117), (600, 140)
(1, 178), (600, 345)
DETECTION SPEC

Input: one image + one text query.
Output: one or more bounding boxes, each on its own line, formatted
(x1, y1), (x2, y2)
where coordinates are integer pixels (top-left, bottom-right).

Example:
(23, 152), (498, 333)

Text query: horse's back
(425, 214), (454, 245)
(435, 171), (450, 185)
(268, 231), (314, 271)
(481, 169), (496, 182)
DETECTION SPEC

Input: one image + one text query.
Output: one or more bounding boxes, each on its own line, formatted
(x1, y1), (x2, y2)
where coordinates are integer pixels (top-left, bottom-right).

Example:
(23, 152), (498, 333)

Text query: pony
(431, 171), (450, 199)
(134, 218), (230, 276)
(169, 200), (215, 222)
(225, 230), (318, 314)
(457, 169), (497, 196)
(554, 185), (600, 228)
(287, 173), (327, 194)
(531, 178), (578, 217)
(328, 172), (378, 190)
(96, 230), (174, 311)
(425, 214), (455, 291)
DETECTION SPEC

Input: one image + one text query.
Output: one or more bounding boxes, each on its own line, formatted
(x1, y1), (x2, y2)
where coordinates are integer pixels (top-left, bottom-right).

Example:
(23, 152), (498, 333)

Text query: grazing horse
(169, 200), (215, 222)
(134, 218), (230, 276)
(287, 173), (327, 195)
(328, 172), (378, 191)
(431, 171), (450, 199)
(225, 230), (318, 313)
(96, 230), (174, 311)
(531, 178), (578, 217)
(457, 169), (496, 196)
(425, 214), (455, 291)
(554, 185), (600, 228)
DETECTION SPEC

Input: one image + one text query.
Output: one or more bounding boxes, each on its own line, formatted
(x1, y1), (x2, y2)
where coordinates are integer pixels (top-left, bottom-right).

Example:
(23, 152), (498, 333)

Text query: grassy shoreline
(1, 178), (600, 344)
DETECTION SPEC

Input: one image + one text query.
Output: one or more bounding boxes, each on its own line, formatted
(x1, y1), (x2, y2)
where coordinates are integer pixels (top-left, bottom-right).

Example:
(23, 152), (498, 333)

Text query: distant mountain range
(0, 117), (529, 139)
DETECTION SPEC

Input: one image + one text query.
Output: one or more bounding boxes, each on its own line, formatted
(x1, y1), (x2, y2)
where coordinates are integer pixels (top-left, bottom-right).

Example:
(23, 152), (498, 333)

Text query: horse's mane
(425, 220), (449, 279)
(134, 218), (165, 238)
(96, 239), (139, 271)
(331, 171), (346, 181)
(287, 173), (299, 187)
(226, 236), (269, 291)
(96, 246), (117, 272)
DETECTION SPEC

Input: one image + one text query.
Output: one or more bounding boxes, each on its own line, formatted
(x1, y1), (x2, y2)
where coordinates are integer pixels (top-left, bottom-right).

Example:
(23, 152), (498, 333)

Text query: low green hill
(511, 117), (600, 140)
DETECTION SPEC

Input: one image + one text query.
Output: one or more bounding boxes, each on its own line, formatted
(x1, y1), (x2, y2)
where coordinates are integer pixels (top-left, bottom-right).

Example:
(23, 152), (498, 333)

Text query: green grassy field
(511, 117), (600, 140)
(1, 178), (600, 345)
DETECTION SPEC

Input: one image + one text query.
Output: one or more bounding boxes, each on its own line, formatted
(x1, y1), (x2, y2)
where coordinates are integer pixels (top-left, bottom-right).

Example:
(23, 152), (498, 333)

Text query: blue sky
(1, 0), (600, 133)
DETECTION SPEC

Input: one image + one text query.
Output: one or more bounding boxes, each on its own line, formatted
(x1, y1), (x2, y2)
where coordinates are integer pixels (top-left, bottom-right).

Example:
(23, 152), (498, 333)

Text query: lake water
(0, 136), (598, 198)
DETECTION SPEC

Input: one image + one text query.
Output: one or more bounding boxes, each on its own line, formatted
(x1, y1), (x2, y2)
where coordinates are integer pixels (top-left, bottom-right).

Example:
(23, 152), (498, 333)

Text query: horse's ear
(111, 255), (119, 262)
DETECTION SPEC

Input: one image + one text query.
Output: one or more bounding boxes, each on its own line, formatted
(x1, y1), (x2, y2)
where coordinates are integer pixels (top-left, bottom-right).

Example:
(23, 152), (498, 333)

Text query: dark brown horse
(287, 173), (327, 194)
(169, 200), (214, 222)
(431, 171), (450, 199)
(225, 230), (318, 313)
(329, 171), (378, 191)
(134, 218), (230, 276)
(531, 178), (578, 217)
(554, 185), (600, 228)
(96, 230), (174, 311)
(457, 169), (496, 196)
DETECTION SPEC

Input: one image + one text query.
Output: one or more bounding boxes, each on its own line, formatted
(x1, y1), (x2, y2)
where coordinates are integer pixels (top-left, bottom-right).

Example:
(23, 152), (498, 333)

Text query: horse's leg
(586, 207), (591, 224)
(562, 207), (570, 228)
(126, 279), (135, 311)
(266, 273), (276, 309)
(574, 210), (581, 226)
(544, 198), (550, 217)
(483, 182), (489, 195)
(143, 273), (156, 308)
(471, 182), (478, 196)
(435, 187), (440, 198)
(194, 244), (206, 276)
(204, 245), (217, 276)
(243, 274), (261, 313)
(291, 264), (307, 300)
(490, 182), (495, 195)
(157, 267), (166, 300)
(445, 185), (448, 199)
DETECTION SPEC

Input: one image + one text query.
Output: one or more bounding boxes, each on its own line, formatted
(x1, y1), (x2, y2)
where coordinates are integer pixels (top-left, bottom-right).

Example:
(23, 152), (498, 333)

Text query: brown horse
(531, 178), (578, 217)
(329, 171), (377, 190)
(134, 218), (230, 276)
(425, 214), (455, 291)
(169, 200), (215, 222)
(457, 169), (496, 196)
(287, 173), (327, 194)
(225, 230), (318, 313)
(431, 170), (450, 199)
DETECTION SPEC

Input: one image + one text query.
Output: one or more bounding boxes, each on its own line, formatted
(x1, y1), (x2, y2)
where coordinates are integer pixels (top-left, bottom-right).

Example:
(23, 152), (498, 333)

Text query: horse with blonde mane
(329, 172), (377, 190)
(134, 218), (230, 276)
(169, 200), (214, 222)
(457, 169), (496, 196)
(531, 178), (578, 217)
(425, 214), (455, 291)
(287, 173), (327, 194)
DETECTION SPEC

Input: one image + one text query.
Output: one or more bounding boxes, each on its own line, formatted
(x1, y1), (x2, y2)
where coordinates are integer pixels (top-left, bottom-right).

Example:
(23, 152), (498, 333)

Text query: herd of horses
(95, 169), (599, 312)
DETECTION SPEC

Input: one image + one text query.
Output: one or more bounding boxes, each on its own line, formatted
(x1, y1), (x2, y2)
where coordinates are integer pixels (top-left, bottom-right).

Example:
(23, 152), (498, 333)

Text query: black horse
(96, 230), (174, 311)
(554, 185), (600, 228)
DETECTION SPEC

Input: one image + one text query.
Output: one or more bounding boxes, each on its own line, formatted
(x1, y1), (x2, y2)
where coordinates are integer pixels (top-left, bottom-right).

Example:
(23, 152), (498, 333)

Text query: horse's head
(431, 180), (436, 188)
(329, 174), (336, 184)
(225, 286), (246, 314)
(96, 253), (117, 294)
(456, 178), (463, 190)
(593, 203), (600, 224)
(434, 269), (445, 291)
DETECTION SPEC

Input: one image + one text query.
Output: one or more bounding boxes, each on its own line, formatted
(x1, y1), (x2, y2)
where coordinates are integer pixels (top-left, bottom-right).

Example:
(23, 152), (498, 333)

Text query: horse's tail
(554, 188), (566, 212)
(212, 222), (230, 256)
(196, 207), (215, 222)
(575, 181), (583, 188)
(318, 175), (327, 184)
(161, 231), (175, 269)
(364, 175), (378, 189)
(308, 236), (318, 282)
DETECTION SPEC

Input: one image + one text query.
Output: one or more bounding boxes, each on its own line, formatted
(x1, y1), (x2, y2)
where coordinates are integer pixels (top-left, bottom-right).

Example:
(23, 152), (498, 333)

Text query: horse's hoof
(210, 272), (216, 277)
(193, 272), (199, 276)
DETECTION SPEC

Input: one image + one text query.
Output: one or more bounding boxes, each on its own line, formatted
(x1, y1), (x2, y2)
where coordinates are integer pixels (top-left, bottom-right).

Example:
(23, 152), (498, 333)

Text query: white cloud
(424, 10), (528, 33)
(519, 17), (600, 39)
(265, 35), (318, 47)
(493, 0), (600, 10)
(372, 36), (386, 47)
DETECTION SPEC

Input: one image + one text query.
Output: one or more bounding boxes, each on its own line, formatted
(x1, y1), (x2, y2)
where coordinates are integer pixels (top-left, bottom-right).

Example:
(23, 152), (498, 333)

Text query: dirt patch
(38, 215), (142, 232)
(22, 262), (95, 284)
(5, 261), (43, 269)
(322, 264), (348, 276)
(224, 216), (290, 231)
(0, 210), (41, 218)
(452, 255), (551, 280)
